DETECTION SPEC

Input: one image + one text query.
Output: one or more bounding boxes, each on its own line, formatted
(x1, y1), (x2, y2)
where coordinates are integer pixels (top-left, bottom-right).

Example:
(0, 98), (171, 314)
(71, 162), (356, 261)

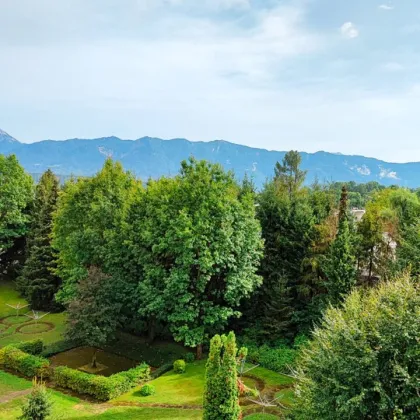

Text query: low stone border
(16, 322), (55, 334)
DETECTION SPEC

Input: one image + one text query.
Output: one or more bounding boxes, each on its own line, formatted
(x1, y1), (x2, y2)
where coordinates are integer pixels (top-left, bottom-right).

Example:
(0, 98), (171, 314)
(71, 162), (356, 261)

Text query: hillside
(1, 129), (420, 188)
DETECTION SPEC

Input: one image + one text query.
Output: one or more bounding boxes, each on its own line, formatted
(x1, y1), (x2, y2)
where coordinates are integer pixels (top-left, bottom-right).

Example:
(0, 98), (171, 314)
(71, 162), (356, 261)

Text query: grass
(0, 281), (66, 347)
(0, 370), (32, 394)
(243, 414), (280, 420)
(244, 364), (295, 387)
(115, 360), (206, 406)
(0, 370), (202, 419)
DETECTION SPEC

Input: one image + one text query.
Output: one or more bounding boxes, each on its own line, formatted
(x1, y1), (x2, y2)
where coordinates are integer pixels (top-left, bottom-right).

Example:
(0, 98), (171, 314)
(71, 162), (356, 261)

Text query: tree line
(2, 152), (420, 358)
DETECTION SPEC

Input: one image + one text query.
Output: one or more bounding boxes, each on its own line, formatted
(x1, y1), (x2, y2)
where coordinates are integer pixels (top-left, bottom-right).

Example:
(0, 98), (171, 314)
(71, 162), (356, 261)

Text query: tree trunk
(148, 316), (156, 344)
(92, 348), (97, 369)
(196, 343), (203, 360)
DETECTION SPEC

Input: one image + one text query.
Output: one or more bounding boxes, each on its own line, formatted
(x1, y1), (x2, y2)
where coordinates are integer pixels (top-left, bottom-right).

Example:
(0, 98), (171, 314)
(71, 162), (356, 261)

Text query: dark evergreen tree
(66, 266), (122, 368)
(17, 169), (60, 310)
(323, 186), (357, 305)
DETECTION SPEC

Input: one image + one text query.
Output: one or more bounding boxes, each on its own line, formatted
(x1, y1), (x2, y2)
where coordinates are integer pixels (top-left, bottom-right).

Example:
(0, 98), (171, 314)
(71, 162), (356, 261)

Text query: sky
(1, 0), (420, 162)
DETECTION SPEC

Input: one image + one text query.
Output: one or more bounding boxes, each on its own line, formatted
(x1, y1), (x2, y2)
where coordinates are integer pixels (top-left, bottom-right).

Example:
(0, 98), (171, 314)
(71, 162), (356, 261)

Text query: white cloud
(340, 22), (359, 39)
(351, 165), (371, 176)
(379, 4), (394, 11)
(379, 167), (399, 180)
(382, 62), (404, 72)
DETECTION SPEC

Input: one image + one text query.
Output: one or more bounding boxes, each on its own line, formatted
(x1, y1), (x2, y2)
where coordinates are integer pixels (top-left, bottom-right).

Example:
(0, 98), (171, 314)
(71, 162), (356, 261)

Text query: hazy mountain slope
(1, 130), (419, 188)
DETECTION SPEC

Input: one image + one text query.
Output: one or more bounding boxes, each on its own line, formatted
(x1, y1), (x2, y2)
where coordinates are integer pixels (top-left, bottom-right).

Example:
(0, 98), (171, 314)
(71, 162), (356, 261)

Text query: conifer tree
(203, 332), (241, 420)
(17, 169), (60, 310)
(19, 378), (52, 420)
(323, 186), (357, 305)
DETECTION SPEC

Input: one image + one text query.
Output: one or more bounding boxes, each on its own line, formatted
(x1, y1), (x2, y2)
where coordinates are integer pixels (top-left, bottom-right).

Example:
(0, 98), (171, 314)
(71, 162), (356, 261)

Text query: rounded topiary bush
(139, 384), (155, 396)
(184, 352), (195, 363)
(295, 276), (420, 420)
(173, 359), (186, 374)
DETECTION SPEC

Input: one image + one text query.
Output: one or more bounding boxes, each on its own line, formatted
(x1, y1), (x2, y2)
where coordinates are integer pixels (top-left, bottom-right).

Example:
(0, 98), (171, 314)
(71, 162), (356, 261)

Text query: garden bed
(49, 346), (138, 376)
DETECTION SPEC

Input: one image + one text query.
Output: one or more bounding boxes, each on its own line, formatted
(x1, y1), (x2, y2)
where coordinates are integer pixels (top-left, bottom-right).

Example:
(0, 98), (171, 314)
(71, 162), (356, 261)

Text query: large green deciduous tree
(17, 170), (61, 310)
(123, 158), (263, 358)
(295, 275), (420, 420)
(203, 331), (241, 420)
(52, 159), (141, 304)
(0, 154), (33, 275)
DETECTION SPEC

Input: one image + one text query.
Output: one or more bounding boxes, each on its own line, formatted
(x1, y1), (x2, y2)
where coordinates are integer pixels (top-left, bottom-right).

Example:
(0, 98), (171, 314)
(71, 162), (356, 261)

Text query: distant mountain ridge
(1, 129), (420, 188)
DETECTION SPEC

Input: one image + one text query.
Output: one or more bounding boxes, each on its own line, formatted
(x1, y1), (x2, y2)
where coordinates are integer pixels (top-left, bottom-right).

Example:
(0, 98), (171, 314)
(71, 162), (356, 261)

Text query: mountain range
(1, 129), (420, 188)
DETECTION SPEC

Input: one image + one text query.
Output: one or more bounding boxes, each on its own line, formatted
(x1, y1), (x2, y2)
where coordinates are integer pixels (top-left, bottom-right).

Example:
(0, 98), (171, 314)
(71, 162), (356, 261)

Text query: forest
(0, 151), (419, 419)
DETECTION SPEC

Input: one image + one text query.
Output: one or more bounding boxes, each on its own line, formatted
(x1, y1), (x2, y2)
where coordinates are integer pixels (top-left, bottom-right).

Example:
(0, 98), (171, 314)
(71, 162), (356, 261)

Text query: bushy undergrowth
(139, 384), (156, 396)
(14, 339), (44, 355)
(0, 345), (50, 378)
(53, 363), (150, 401)
(173, 359), (186, 374)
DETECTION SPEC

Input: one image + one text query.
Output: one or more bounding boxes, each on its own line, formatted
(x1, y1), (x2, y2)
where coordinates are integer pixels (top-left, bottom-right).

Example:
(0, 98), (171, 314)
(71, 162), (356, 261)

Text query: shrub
(295, 276), (420, 420)
(15, 339), (44, 355)
(19, 378), (52, 420)
(139, 384), (156, 396)
(41, 340), (78, 358)
(183, 352), (195, 363)
(151, 363), (173, 379)
(0, 346), (50, 378)
(173, 359), (186, 374)
(245, 344), (296, 374)
(53, 363), (150, 401)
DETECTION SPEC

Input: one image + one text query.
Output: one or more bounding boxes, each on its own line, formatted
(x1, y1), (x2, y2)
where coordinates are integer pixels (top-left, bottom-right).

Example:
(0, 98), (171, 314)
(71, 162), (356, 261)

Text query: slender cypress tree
(203, 332), (241, 420)
(17, 169), (60, 310)
(323, 186), (357, 305)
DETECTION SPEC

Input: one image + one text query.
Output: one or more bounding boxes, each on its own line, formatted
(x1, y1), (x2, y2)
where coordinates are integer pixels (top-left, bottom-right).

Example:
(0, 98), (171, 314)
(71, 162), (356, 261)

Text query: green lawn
(0, 370), (32, 394)
(0, 281), (66, 347)
(243, 414), (280, 420)
(244, 364), (295, 387)
(0, 371), (202, 420)
(115, 360), (206, 406)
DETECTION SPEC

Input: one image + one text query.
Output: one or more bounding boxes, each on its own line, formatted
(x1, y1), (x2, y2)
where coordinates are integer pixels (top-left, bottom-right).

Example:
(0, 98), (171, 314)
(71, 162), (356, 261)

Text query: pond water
(49, 346), (138, 376)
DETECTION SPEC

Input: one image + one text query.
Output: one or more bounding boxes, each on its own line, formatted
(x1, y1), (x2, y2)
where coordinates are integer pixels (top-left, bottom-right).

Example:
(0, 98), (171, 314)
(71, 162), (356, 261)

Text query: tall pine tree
(17, 169), (60, 310)
(323, 186), (357, 305)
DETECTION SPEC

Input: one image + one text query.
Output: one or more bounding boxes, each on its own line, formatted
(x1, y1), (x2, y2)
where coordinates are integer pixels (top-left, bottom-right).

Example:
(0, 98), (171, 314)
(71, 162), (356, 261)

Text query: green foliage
(323, 217), (357, 305)
(17, 169), (61, 310)
(295, 276), (420, 419)
(139, 384), (156, 396)
(0, 154), (33, 252)
(19, 378), (52, 420)
(203, 332), (240, 420)
(66, 266), (122, 356)
(53, 363), (150, 401)
(0, 345), (50, 378)
(14, 339), (44, 355)
(173, 359), (186, 374)
(245, 344), (297, 374)
(150, 363), (173, 379)
(40, 340), (78, 358)
(249, 152), (335, 339)
(52, 159), (141, 304)
(122, 158), (263, 353)
(184, 352), (195, 363)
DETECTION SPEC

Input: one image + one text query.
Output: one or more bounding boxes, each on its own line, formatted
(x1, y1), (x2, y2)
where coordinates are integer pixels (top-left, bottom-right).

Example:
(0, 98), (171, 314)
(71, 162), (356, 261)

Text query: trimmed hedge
(140, 384), (155, 396)
(53, 363), (150, 401)
(14, 339), (44, 355)
(41, 340), (78, 358)
(151, 362), (172, 379)
(0, 345), (50, 378)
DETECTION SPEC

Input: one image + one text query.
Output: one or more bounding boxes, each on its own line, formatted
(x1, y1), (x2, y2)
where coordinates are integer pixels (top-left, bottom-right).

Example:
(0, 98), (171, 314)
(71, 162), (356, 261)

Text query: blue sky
(1, 0), (420, 162)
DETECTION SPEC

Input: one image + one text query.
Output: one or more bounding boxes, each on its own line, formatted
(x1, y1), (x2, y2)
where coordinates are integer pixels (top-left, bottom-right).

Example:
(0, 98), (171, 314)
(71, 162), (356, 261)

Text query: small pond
(50, 346), (138, 376)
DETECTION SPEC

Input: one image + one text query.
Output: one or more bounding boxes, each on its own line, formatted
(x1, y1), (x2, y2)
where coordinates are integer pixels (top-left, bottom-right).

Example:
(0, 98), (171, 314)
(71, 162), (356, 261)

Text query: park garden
(1, 152), (419, 419)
